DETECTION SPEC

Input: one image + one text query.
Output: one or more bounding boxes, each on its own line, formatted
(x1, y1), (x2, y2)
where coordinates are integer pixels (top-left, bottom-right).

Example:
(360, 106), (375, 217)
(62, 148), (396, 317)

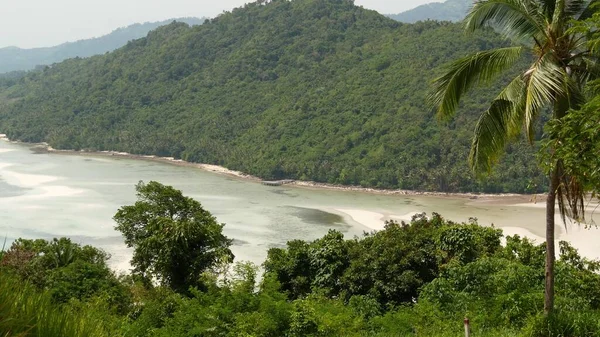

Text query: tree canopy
(113, 181), (233, 293)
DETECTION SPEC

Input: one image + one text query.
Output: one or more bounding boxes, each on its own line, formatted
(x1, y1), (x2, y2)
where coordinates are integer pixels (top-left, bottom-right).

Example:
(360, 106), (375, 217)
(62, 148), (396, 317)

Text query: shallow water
(1, 140), (595, 269)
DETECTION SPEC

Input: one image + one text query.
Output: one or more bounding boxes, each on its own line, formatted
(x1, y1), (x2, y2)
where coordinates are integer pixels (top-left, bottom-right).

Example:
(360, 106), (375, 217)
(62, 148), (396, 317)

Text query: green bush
(0, 274), (108, 337)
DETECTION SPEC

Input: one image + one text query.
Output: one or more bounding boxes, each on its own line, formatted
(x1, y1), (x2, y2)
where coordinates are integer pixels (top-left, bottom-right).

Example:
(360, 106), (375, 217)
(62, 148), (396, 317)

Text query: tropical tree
(114, 181), (234, 293)
(542, 6), (600, 202)
(431, 0), (600, 313)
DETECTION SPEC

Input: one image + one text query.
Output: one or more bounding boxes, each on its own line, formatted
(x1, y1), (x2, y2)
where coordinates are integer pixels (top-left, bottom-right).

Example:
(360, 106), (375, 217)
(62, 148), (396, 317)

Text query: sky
(0, 0), (439, 49)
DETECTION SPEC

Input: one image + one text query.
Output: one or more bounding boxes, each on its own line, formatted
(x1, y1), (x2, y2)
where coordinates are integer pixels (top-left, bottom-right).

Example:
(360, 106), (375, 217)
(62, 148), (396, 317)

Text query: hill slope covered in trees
(0, 0), (543, 193)
(0, 17), (205, 73)
(387, 0), (471, 23)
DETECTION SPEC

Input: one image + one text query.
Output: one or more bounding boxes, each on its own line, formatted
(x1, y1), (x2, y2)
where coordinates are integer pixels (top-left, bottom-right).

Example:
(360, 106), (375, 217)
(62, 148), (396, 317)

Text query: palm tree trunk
(544, 166), (559, 314)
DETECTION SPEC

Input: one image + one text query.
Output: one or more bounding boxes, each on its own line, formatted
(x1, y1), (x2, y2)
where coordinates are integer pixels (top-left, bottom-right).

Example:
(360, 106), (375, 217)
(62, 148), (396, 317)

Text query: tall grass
(0, 274), (107, 337)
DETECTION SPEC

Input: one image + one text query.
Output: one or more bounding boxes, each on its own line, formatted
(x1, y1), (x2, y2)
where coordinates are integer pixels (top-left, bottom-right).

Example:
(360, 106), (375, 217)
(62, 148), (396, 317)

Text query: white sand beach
(333, 209), (428, 231)
(333, 209), (387, 230)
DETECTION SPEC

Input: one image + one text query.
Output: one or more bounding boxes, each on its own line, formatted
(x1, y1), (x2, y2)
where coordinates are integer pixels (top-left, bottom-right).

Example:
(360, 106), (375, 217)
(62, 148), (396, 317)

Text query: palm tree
(431, 0), (599, 314)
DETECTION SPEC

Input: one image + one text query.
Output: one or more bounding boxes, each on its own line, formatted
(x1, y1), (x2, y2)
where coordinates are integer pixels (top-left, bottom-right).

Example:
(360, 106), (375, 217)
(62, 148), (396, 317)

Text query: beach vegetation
(3, 203), (600, 336)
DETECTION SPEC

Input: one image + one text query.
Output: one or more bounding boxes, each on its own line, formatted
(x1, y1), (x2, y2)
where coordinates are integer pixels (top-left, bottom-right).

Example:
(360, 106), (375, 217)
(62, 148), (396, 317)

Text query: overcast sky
(0, 0), (439, 49)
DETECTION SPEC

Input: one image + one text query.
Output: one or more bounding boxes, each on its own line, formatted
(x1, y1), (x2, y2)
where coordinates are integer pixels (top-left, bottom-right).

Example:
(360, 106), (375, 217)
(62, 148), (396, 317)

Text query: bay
(1, 140), (597, 270)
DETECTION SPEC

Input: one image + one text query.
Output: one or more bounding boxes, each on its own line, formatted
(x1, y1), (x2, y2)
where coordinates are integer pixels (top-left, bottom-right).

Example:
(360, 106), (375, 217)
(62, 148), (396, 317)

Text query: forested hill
(0, 0), (543, 193)
(0, 17), (205, 73)
(387, 0), (471, 23)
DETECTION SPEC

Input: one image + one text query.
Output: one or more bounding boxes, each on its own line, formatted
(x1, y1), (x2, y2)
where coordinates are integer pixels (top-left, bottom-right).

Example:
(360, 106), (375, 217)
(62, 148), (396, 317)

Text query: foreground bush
(0, 274), (108, 337)
(3, 207), (600, 336)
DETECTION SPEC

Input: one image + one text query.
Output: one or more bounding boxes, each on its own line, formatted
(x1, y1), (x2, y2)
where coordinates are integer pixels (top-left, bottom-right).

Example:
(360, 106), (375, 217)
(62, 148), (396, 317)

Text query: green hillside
(0, 0), (544, 193)
(0, 17), (205, 73)
(387, 0), (471, 23)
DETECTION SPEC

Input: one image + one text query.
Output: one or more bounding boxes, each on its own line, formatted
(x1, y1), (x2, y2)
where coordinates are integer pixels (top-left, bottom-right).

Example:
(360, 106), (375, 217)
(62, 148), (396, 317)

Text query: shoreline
(1, 133), (539, 203)
(2, 134), (599, 262)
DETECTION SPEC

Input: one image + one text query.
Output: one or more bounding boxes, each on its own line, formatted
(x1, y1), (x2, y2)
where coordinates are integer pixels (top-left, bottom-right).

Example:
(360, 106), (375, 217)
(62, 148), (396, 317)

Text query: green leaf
(523, 53), (570, 139)
(466, 0), (546, 41)
(431, 46), (524, 120)
(470, 99), (519, 173)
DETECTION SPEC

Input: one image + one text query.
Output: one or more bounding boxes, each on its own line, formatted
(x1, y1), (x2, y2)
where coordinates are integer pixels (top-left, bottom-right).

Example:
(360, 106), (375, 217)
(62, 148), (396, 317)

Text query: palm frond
(540, 0), (557, 20)
(466, 0), (546, 41)
(577, 0), (600, 20)
(565, 0), (591, 17)
(497, 73), (527, 101)
(523, 53), (569, 141)
(552, 0), (567, 27)
(469, 99), (520, 172)
(550, 0), (590, 31)
(430, 46), (523, 119)
(540, 0), (590, 22)
(469, 74), (528, 173)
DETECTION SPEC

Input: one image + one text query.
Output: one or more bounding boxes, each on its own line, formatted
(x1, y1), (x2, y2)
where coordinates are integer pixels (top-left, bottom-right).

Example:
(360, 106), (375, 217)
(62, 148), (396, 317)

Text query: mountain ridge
(0, 17), (205, 73)
(387, 0), (472, 23)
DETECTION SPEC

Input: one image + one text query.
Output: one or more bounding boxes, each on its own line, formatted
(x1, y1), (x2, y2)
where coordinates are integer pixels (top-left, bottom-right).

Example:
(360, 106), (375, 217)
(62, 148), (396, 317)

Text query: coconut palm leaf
(523, 53), (569, 139)
(431, 46), (524, 119)
(565, 0), (590, 16)
(540, 0), (557, 18)
(469, 73), (527, 171)
(497, 72), (528, 107)
(577, 0), (600, 19)
(469, 99), (519, 172)
(551, 0), (568, 28)
(466, 0), (546, 41)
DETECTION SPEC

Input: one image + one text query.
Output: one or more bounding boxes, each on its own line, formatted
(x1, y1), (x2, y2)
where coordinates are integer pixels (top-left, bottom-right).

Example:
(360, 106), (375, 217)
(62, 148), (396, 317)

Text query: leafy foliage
(265, 213), (503, 307)
(0, 237), (129, 312)
(2, 207), (600, 337)
(114, 181), (233, 293)
(122, 213), (600, 337)
(541, 97), (600, 221)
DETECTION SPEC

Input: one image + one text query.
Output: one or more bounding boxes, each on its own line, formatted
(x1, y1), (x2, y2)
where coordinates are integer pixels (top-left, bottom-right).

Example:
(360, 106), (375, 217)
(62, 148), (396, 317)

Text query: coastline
(2, 133), (599, 262)
(0, 133), (539, 203)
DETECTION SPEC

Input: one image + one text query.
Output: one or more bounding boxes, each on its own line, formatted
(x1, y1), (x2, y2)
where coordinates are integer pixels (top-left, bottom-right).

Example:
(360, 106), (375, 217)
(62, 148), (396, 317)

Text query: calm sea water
(2, 140), (588, 269)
